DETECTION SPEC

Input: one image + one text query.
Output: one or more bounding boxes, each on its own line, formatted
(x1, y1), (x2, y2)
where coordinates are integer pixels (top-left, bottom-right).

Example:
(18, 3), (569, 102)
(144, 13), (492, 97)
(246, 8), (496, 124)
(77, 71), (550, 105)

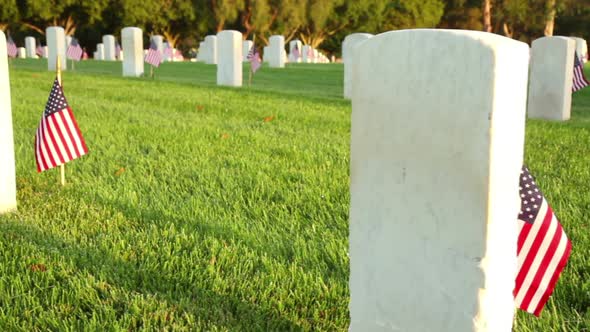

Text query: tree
(483, 0), (492, 32)
(0, 0), (19, 31)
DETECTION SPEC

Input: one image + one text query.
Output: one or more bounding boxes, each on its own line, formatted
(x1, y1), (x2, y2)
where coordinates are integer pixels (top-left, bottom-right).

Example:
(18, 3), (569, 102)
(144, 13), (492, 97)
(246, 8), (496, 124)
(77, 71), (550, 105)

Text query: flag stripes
(145, 39), (162, 67)
(6, 35), (18, 58)
(66, 38), (83, 61)
(35, 79), (88, 172)
(572, 52), (589, 92)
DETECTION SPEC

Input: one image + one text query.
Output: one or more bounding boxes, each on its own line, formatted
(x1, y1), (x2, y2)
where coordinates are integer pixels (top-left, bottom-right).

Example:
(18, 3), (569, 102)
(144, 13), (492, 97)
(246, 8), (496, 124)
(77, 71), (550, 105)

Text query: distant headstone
(65, 35), (72, 48)
(312, 49), (319, 63)
(343, 33), (373, 99)
(263, 46), (269, 63)
(268, 35), (285, 68)
(119, 50), (124, 61)
(17, 47), (26, 58)
(242, 40), (253, 62)
(46, 26), (67, 71)
(42, 46), (48, 58)
(103, 35), (116, 61)
(217, 30), (242, 87)
(349, 29), (529, 332)
(25, 37), (37, 58)
(0, 32), (17, 214)
(302, 45), (311, 63)
(527, 36), (576, 121)
(571, 36), (587, 62)
(96, 43), (105, 60)
(152, 35), (164, 55)
(122, 27), (143, 77)
(289, 40), (302, 63)
(204, 35), (218, 64)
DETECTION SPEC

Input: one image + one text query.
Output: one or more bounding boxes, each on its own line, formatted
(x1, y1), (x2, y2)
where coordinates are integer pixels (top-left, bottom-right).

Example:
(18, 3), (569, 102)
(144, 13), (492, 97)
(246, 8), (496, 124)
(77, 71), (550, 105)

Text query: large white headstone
(152, 35), (164, 55)
(46, 26), (67, 71)
(0, 32), (17, 214)
(204, 35), (217, 64)
(268, 35), (285, 68)
(349, 29), (529, 332)
(96, 43), (105, 60)
(527, 36), (575, 121)
(103, 35), (116, 61)
(122, 27), (143, 77)
(217, 30), (242, 87)
(242, 40), (253, 62)
(289, 39), (302, 63)
(25, 37), (37, 58)
(343, 33), (373, 99)
(302, 45), (311, 63)
(571, 37), (587, 62)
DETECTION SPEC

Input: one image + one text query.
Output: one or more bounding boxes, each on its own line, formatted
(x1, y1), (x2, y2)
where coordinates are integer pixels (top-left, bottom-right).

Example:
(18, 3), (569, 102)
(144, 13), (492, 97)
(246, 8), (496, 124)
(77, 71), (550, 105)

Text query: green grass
(1, 58), (590, 331)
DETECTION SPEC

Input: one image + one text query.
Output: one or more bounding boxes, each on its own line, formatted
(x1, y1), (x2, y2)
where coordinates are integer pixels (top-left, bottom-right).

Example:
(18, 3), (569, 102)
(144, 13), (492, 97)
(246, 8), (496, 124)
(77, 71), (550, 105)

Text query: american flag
(66, 38), (83, 61)
(292, 44), (300, 59)
(514, 166), (571, 316)
(572, 52), (589, 92)
(6, 35), (18, 58)
(164, 45), (173, 60)
(247, 44), (261, 73)
(36, 42), (44, 57)
(307, 46), (314, 60)
(115, 41), (122, 59)
(145, 39), (162, 67)
(35, 78), (88, 173)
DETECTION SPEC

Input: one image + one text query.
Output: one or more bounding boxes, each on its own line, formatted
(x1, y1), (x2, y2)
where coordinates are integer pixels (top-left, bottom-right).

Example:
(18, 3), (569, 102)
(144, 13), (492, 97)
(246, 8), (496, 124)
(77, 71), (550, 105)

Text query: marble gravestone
(289, 40), (302, 63)
(122, 27), (143, 77)
(217, 30), (242, 87)
(198, 41), (206, 62)
(263, 46), (269, 63)
(242, 40), (253, 62)
(343, 33), (373, 99)
(528, 36), (576, 121)
(65, 35), (72, 48)
(96, 43), (105, 60)
(349, 29), (529, 332)
(42, 46), (48, 58)
(103, 35), (116, 61)
(152, 35), (164, 55)
(25, 37), (37, 58)
(571, 37), (587, 62)
(0, 32), (17, 214)
(268, 35), (285, 68)
(302, 45), (311, 63)
(46, 26), (67, 71)
(204, 35), (218, 65)
(17, 47), (26, 58)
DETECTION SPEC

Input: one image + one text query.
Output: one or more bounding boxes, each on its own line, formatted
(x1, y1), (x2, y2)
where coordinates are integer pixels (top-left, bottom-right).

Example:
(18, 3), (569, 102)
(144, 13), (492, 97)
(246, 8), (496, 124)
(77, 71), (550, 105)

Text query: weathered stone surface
(528, 36), (576, 121)
(350, 29), (529, 332)
(0, 32), (17, 214)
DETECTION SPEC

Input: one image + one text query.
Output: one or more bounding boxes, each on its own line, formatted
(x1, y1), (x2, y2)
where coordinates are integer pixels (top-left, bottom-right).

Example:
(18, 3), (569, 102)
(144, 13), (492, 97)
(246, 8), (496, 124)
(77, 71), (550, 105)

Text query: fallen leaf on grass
(263, 115), (275, 123)
(31, 74), (40, 78)
(114, 168), (125, 176)
(196, 105), (205, 111)
(209, 256), (216, 265)
(221, 133), (230, 139)
(30, 264), (47, 272)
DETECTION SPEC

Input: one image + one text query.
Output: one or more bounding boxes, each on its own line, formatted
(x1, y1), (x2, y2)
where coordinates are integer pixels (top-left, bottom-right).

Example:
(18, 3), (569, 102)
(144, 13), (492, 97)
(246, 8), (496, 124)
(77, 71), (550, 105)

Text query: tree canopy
(1, 0), (588, 56)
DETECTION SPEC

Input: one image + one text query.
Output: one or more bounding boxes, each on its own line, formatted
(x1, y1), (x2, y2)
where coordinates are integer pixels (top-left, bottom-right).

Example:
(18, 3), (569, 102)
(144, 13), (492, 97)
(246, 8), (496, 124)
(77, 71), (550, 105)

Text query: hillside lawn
(1, 59), (589, 331)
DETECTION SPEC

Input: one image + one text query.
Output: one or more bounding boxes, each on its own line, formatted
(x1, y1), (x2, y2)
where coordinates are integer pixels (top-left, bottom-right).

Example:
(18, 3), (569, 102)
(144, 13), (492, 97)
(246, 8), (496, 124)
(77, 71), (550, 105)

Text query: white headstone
(25, 37), (37, 58)
(204, 35), (217, 64)
(103, 35), (116, 61)
(197, 41), (206, 62)
(0, 32), (17, 214)
(43, 46), (48, 58)
(289, 40), (302, 62)
(349, 29), (529, 332)
(17, 47), (26, 58)
(571, 37), (587, 62)
(46, 26), (67, 71)
(217, 30), (242, 87)
(302, 45), (311, 63)
(527, 37), (576, 121)
(152, 35), (164, 55)
(122, 27), (143, 77)
(263, 46), (269, 63)
(96, 43), (105, 60)
(119, 50), (124, 61)
(65, 35), (72, 48)
(269, 35), (285, 68)
(312, 49), (319, 63)
(343, 33), (373, 99)
(242, 40), (253, 62)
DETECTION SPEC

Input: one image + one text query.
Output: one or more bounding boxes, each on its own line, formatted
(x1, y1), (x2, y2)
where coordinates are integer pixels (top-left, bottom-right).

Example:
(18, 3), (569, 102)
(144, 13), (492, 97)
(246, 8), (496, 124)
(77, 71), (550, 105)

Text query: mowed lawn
(1, 59), (589, 331)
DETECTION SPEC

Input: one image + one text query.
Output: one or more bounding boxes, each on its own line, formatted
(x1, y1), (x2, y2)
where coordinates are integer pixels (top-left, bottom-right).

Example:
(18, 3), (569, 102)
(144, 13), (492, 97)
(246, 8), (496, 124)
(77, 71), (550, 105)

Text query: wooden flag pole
(56, 55), (65, 186)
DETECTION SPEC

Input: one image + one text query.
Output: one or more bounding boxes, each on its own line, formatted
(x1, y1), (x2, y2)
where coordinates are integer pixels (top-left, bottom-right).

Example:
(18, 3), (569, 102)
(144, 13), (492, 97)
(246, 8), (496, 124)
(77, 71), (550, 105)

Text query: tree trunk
(483, 0), (492, 32)
(503, 22), (513, 38)
(544, 0), (556, 36)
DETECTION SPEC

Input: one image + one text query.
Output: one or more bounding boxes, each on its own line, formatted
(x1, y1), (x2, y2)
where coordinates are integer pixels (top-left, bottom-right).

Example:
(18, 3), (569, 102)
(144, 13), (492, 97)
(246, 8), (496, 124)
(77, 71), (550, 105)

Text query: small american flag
(35, 78), (88, 172)
(292, 44), (300, 59)
(145, 39), (162, 67)
(572, 52), (589, 92)
(514, 166), (571, 316)
(36, 42), (44, 57)
(115, 41), (122, 59)
(6, 35), (18, 58)
(247, 44), (261, 73)
(66, 38), (83, 61)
